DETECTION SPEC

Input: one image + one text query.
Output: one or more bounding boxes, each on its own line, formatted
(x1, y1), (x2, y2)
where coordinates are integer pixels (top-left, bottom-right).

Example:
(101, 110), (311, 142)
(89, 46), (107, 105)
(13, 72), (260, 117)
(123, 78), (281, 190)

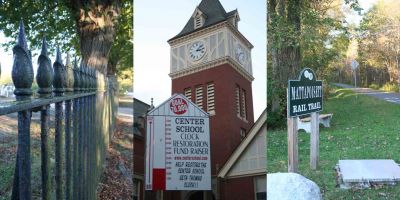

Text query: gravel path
(333, 83), (400, 104)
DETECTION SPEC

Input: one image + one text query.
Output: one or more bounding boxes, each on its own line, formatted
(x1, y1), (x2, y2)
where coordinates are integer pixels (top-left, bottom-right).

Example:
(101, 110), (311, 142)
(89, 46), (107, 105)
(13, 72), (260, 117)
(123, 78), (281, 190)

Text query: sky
(345, 0), (378, 24)
(134, 0), (267, 119)
(0, 32), (55, 81)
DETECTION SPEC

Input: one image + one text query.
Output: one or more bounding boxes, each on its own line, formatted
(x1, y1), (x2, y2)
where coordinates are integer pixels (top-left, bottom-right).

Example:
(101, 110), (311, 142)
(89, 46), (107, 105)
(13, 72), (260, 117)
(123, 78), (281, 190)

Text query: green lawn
(0, 118), (56, 200)
(268, 88), (400, 199)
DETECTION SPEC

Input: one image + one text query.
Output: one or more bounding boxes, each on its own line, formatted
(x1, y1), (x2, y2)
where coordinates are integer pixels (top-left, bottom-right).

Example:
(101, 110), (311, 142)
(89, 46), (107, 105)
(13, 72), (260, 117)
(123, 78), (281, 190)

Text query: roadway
(333, 83), (400, 104)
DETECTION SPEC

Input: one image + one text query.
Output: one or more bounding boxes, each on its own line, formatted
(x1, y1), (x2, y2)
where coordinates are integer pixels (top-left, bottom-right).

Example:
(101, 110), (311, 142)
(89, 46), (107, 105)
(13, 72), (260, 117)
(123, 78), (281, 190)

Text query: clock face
(236, 46), (246, 65)
(189, 41), (206, 61)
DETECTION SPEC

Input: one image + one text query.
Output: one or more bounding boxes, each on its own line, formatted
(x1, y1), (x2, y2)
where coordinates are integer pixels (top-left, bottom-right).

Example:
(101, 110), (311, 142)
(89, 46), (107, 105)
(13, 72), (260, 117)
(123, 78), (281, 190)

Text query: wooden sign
(287, 68), (322, 172)
(145, 94), (211, 191)
(288, 68), (323, 117)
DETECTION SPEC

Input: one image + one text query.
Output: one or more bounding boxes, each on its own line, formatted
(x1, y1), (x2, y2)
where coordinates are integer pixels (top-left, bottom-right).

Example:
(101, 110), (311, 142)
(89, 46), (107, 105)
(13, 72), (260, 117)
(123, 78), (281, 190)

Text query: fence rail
(0, 21), (117, 200)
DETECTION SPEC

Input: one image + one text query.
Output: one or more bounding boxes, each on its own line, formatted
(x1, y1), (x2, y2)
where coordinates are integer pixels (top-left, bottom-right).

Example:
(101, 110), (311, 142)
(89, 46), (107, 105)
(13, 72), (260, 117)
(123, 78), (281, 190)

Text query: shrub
(380, 82), (399, 93)
(267, 78), (287, 129)
(369, 83), (380, 90)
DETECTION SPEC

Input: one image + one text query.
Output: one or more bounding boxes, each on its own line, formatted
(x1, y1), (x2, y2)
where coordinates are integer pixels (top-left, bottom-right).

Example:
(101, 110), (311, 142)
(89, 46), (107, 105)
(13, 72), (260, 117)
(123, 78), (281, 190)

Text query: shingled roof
(168, 0), (238, 42)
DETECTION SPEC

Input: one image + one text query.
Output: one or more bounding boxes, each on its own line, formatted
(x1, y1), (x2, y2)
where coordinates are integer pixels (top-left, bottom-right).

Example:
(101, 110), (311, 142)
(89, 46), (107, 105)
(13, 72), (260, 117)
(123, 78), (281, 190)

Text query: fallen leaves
(97, 117), (133, 200)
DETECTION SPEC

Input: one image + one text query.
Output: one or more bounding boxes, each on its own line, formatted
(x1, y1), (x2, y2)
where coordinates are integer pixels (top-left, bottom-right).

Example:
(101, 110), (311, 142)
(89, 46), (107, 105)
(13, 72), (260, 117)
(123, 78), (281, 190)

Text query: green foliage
(358, 0), (400, 88)
(380, 82), (399, 93)
(0, 0), (133, 74)
(267, 77), (287, 129)
(369, 83), (379, 90)
(109, 1), (133, 74)
(117, 67), (133, 93)
(267, 0), (360, 127)
(0, 1), (77, 55)
(344, 0), (363, 14)
(268, 88), (400, 199)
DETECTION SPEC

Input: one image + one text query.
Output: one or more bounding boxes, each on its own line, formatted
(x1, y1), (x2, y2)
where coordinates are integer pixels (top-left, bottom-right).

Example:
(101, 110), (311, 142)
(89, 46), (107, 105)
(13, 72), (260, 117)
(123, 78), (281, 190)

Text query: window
(206, 83), (215, 114)
(241, 89), (247, 120)
(184, 87), (192, 101)
(235, 85), (240, 117)
(240, 128), (246, 140)
(194, 13), (204, 29)
(235, 15), (239, 28)
(134, 179), (141, 200)
(195, 17), (202, 28)
(195, 85), (203, 109)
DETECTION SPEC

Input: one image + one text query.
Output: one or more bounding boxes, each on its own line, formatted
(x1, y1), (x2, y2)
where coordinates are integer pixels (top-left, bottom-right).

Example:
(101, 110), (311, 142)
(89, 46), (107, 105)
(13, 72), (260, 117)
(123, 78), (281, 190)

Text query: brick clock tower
(167, 0), (255, 199)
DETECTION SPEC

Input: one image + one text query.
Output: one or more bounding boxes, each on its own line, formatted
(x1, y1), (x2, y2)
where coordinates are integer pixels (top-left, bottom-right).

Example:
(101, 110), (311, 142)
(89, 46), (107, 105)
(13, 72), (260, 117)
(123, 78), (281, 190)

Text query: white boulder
(267, 172), (322, 200)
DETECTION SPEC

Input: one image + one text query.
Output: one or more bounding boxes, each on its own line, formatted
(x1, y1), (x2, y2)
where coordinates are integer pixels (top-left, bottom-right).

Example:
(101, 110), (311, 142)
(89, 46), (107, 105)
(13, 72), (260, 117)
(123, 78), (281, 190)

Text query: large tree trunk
(69, 1), (121, 74)
(268, 0), (302, 113)
(286, 0), (301, 79)
(268, 0), (282, 112)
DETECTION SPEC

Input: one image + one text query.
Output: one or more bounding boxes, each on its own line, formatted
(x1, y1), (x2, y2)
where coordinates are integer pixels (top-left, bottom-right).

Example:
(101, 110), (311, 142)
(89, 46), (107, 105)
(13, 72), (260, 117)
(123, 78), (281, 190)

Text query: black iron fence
(0, 21), (117, 200)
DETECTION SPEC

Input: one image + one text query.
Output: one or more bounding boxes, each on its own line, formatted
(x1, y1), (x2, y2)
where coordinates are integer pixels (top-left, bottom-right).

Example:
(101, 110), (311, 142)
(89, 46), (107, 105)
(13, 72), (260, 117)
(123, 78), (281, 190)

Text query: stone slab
(338, 160), (400, 183)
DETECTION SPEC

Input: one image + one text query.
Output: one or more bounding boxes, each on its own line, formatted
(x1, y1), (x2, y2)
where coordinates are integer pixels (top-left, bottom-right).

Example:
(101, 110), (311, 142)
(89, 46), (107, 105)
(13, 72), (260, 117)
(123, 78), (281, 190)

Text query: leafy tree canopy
(0, 0), (132, 75)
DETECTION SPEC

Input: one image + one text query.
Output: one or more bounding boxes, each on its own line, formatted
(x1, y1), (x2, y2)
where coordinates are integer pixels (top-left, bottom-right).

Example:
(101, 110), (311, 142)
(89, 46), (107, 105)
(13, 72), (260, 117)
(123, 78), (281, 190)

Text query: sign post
(287, 68), (323, 171)
(287, 115), (298, 172)
(351, 60), (359, 88)
(145, 94), (212, 191)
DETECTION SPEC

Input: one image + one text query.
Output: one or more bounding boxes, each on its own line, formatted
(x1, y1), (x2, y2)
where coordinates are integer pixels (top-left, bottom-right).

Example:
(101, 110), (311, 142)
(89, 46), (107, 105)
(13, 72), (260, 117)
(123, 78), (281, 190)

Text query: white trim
(169, 56), (254, 82)
(191, 7), (206, 29)
(191, 7), (205, 18)
(147, 93), (209, 116)
(169, 21), (253, 49)
(217, 109), (267, 178)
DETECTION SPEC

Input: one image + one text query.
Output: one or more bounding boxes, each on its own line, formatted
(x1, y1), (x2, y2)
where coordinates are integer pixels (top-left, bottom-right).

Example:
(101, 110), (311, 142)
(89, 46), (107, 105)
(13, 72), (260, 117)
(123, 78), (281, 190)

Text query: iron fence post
(36, 36), (53, 200)
(53, 47), (65, 200)
(65, 53), (74, 200)
(84, 66), (89, 200)
(78, 64), (86, 200)
(11, 21), (34, 200)
(72, 57), (80, 200)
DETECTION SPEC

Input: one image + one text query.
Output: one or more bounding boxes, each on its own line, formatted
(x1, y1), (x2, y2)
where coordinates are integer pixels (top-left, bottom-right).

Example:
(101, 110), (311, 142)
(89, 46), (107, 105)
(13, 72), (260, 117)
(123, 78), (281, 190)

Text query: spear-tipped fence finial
(36, 36), (53, 95)
(80, 62), (86, 91)
(65, 52), (74, 92)
(52, 46), (65, 94)
(94, 69), (98, 90)
(40, 35), (48, 56)
(73, 57), (81, 91)
(17, 19), (28, 51)
(90, 68), (94, 90)
(12, 20), (33, 98)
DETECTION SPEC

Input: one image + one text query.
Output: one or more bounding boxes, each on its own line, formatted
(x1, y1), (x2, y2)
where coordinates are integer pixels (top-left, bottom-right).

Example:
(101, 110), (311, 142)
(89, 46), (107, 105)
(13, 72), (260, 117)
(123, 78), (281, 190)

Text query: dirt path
(333, 83), (400, 104)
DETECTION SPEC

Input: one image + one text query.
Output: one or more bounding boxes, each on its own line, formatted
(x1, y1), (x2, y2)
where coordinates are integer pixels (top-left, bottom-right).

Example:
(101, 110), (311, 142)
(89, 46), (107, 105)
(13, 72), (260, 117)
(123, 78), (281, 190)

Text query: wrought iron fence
(0, 21), (117, 200)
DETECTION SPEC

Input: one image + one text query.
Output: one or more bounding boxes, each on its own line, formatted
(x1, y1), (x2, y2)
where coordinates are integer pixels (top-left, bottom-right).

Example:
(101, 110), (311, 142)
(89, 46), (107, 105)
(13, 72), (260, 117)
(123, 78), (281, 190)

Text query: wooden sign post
(287, 116), (298, 172)
(287, 68), (323, 172)
(310, 112), (319, 170)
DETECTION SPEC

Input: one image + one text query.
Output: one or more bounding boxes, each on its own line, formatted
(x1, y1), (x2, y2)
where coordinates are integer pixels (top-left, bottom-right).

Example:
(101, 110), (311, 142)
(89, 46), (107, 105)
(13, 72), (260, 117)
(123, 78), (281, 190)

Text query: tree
(0, 0), (133, 75)
(358, 0), (400, 91)
(267, 0), (360, 128)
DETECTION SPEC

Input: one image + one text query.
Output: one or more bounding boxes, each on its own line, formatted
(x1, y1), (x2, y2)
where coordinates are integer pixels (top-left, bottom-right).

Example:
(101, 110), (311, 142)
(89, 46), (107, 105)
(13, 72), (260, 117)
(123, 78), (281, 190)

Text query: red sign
(170, 98), (188, 115)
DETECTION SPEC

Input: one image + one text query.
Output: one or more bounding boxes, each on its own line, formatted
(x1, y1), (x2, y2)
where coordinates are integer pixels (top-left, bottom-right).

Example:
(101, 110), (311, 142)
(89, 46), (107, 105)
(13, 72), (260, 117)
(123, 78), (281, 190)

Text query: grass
(267, 87), (400, 199)
(0, 115), (57, 200)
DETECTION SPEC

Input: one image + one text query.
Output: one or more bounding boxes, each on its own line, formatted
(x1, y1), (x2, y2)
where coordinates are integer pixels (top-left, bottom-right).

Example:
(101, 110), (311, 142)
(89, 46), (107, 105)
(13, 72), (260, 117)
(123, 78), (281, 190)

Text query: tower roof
(168, 0), (238, 42)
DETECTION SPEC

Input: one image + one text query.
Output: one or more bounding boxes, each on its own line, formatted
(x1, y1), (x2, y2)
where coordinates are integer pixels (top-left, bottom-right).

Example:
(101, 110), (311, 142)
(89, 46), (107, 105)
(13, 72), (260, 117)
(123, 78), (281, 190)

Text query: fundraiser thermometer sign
(288, 68), (323, 117)
(145, 94), (211, 191)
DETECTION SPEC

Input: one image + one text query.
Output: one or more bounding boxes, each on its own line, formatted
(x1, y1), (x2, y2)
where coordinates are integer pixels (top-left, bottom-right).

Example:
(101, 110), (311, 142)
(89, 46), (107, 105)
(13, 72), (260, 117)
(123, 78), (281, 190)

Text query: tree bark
(69, 1), (121, 74)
